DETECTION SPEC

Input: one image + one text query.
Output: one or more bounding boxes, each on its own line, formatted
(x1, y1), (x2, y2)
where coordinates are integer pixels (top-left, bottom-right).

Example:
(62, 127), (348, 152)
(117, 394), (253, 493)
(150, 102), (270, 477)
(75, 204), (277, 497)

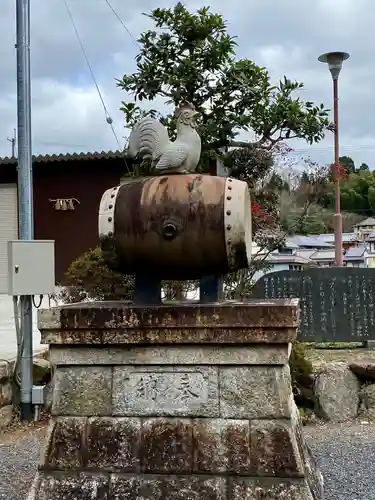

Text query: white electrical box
(32, 385), (46, 405)
(7, 240), (55, 296)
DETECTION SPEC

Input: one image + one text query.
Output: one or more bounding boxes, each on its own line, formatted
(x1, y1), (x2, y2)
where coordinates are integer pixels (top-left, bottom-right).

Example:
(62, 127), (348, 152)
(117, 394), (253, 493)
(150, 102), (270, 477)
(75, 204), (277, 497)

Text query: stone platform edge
(38, 299), (299, 345)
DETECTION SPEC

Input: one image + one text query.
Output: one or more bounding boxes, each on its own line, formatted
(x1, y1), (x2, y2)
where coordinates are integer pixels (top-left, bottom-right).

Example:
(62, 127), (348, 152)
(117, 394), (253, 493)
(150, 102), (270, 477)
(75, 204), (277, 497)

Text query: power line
(103, 0), (141, 50)
(62, 0), (122, 150)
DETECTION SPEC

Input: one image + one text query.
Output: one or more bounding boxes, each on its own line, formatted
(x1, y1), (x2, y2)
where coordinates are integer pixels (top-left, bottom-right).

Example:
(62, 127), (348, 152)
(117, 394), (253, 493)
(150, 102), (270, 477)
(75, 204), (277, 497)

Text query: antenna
(7, 128), (16, 157)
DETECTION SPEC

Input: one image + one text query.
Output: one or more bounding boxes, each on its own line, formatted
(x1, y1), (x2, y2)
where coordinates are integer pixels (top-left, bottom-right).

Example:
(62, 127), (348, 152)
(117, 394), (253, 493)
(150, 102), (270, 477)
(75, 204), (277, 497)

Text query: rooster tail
(128, 117), (169, 161)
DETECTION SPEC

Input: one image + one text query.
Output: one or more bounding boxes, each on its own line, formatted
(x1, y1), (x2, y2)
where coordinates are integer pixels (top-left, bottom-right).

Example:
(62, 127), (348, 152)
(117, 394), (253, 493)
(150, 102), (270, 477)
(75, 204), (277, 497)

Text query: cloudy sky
(0, 0), (373, 169)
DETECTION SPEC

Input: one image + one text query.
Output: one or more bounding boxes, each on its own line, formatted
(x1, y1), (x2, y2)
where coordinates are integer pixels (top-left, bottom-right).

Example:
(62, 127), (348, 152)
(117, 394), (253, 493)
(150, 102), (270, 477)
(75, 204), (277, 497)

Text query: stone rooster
(127, 102), (201, 174)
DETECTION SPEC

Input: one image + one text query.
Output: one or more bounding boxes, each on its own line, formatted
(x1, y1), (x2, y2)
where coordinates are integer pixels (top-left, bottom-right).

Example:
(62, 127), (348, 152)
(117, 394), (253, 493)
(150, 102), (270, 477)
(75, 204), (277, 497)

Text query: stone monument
(28, 104), (323, 500)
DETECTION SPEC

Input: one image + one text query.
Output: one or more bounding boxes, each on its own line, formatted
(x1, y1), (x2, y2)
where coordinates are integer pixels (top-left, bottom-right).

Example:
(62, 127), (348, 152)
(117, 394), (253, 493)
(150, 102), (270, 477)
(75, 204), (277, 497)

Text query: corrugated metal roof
(0, 150), (126, 165)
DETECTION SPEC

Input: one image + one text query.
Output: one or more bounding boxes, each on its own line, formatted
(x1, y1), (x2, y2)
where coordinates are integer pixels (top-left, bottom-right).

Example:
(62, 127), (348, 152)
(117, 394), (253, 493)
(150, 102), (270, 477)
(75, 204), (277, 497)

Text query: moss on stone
(289, 342), (315, 409)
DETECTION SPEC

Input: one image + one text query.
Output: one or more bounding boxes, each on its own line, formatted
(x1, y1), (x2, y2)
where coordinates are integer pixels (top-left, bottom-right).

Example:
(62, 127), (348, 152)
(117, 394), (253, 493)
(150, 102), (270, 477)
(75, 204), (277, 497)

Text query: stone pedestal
(28, 299), (323, 500)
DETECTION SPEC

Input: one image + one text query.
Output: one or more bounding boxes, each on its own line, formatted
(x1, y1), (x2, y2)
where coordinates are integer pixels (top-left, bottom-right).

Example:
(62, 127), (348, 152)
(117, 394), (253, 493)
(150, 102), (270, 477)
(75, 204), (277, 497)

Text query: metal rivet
(228, 239), (232, 244)
(109, 204), (113, 209)
(108, 231), (113, 237)
(111, 194), (115, 198)
(227, 196), (232, 200)
(227, 225), (232, 230)
(226, 210), (231, 215)
(228, 186), (232, 190)
(108, 217), (112, 222)
(228, 178), (233, 182)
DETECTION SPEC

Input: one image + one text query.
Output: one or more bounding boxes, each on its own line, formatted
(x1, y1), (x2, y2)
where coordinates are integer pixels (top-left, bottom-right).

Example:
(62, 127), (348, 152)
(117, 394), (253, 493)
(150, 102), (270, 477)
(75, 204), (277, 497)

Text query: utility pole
(16, 0), (34, 421)
(7, 128), (16, 157)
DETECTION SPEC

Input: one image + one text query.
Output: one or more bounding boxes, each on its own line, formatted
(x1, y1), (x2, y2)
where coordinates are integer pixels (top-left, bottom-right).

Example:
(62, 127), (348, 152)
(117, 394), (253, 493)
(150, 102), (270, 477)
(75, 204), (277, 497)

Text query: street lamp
(318, 51), (350, 267)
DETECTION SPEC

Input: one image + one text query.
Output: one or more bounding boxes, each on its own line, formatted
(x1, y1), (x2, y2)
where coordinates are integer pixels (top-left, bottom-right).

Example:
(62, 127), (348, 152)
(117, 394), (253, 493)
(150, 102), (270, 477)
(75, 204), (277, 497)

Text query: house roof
(0, 150), (127, 165)
(354, 217), (375, 227)
(344, 245), (366, 260)
(310, 249), (335, 261)
(267, 254), (313, 265)
(317, 232), (356, 244)
(283, 238), (299, 249)
(296, 249), (316, 260)
(288, 235), (333, 248)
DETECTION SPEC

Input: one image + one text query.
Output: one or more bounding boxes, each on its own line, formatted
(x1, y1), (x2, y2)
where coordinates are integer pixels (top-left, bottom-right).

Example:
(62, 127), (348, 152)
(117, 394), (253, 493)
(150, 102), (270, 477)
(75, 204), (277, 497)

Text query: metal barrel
(98, 174), (252, 280)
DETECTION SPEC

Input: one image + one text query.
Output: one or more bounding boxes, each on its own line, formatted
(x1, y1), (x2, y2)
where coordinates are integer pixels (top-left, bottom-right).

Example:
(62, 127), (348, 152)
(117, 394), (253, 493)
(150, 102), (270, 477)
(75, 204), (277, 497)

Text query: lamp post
(318, 51), (350, 267)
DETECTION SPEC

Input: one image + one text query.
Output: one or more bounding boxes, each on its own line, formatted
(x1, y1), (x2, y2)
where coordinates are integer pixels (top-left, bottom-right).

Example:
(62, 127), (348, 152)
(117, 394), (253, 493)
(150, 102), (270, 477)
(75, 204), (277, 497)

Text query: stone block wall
(28, 299), (323, 500)
(0, 361), (12, 407)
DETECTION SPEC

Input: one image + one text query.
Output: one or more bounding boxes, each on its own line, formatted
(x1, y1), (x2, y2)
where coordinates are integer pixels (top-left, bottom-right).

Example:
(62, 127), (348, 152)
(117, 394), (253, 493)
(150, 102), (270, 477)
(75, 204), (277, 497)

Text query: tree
(118, 3), (330, 164)
(339, 155), (355, 175)
(368, 186), (375, 214)
(320, 168), (375, 216)
(359, 162), (370, 172)
(116, 3), (331, 297)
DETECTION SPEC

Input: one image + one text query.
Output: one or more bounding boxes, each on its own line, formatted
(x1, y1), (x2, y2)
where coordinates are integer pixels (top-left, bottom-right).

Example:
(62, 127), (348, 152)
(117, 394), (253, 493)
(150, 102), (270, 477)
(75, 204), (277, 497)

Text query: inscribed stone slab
(112, 366), (219, 417)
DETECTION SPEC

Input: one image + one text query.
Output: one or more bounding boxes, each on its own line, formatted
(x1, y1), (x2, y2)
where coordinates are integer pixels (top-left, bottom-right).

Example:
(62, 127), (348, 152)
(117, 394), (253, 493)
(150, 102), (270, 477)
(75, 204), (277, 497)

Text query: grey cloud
(0, 0), (373, 169)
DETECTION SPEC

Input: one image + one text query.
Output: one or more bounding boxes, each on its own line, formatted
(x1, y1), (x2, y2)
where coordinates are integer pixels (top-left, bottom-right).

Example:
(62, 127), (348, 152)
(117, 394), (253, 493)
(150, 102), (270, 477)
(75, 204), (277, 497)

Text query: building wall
(0, 158), (125, 284)
(33, 159), (123, 283)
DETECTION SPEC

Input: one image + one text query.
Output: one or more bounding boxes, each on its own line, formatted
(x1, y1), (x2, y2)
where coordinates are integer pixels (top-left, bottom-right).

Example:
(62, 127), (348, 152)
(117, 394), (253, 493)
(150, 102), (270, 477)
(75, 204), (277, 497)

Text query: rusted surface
(101, 174), (230, 279)
(48, 299), (299, 329)
(86, 417), (140, 471)
(41, 327), (297, 345)
(193, 419), (250, 473)
(250, 420), (304, 477)
(39, 300), (299, 345)
(43, 418), (85, 470)
(141, 419), (193, 473)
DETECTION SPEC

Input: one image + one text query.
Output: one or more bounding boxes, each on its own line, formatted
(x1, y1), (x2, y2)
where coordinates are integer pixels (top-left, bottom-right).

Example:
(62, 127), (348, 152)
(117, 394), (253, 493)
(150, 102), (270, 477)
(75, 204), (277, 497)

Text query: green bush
(289, 342), (315, 409)
(59, 247), (134, 303)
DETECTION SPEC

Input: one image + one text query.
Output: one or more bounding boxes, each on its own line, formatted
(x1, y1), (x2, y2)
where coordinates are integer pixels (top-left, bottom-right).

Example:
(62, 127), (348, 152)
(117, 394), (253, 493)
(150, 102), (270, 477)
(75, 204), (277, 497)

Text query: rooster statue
(127, 102), (201, 174)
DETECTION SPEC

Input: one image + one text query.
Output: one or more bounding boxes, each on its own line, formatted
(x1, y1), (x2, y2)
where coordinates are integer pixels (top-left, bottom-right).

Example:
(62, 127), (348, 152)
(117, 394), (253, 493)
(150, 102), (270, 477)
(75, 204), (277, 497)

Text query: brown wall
(33, 159), (123, 283)
(0, 157), (124, 283)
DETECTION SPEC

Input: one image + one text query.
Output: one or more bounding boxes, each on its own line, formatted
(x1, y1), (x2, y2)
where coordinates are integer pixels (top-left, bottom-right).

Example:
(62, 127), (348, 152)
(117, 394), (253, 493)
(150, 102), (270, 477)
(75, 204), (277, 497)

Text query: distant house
(354, 217), (375, 241)
(344, 244), (367, 268)
(365, 231), (375, 268)
(251, 239), (315, 283)
(0, 150), (128, 291)
(317, 232), (357, 251)
(309, 249), (336, 267)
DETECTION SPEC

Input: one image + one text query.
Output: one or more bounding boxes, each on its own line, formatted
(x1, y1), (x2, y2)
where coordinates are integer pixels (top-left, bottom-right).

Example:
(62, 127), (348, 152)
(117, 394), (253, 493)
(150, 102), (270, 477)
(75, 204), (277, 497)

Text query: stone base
(29, 472), (319, 499)
(28, 300), (323, 500)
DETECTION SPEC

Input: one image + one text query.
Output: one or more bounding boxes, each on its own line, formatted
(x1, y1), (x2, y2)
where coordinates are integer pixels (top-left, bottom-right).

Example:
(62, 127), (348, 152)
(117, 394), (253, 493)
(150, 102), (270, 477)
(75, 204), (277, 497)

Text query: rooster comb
(174, 101), (196, 117)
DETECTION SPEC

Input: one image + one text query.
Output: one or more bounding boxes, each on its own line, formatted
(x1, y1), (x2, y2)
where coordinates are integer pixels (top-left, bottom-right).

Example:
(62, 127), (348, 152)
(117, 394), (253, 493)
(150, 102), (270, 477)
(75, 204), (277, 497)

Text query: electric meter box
(7, 240), (55, 296)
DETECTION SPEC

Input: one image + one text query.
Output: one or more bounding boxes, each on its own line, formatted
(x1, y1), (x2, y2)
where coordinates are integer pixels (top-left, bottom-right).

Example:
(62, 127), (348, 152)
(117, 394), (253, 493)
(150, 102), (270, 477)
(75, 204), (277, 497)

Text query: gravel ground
(0, 424), (46, 500)
(0, 421), (375, 499)
(305, 422), (375, 500)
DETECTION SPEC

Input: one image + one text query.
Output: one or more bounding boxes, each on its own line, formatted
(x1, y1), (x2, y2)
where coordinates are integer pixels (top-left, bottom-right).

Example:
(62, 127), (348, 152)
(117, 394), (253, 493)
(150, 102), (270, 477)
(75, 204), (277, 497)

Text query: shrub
(289, 342), (315, 409)
(59, 247), (134, 303)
